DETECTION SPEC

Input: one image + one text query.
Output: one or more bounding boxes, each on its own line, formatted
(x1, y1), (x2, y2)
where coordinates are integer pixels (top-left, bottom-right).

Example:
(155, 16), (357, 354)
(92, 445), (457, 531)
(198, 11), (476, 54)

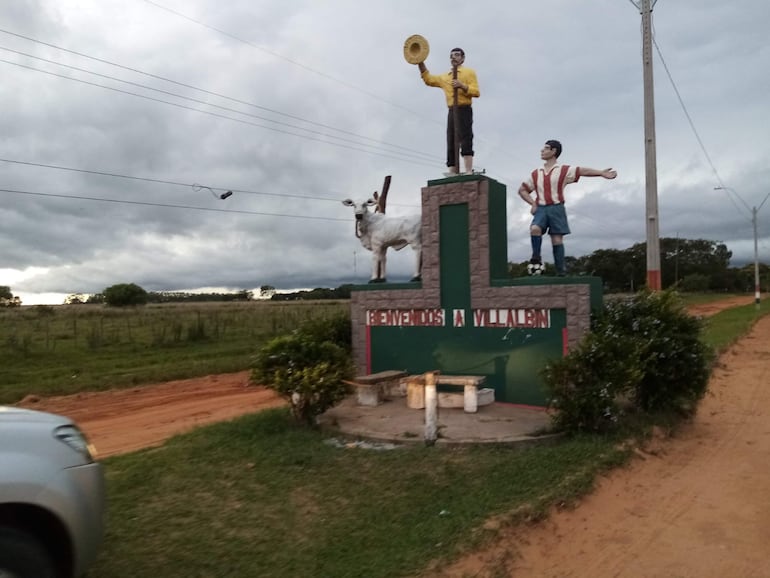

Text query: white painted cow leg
(378, 247), (387, 281)
(411, 246), (422, 282)
(370, 247), (387, 282)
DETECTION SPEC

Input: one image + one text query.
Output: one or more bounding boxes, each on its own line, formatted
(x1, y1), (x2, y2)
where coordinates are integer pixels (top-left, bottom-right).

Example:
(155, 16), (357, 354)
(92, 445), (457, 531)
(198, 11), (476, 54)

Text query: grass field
(76, 297), (769, 578)
(0, 300), (346, 404)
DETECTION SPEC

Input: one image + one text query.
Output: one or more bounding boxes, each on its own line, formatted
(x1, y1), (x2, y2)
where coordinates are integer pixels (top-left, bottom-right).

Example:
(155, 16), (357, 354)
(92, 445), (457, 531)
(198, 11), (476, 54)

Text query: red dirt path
(19, 373), (284, 458)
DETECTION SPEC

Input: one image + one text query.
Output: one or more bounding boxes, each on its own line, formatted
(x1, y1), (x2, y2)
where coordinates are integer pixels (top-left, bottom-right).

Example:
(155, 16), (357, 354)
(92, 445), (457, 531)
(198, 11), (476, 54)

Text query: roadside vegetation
(4, 293), (767, 576)
(77, 294), (769, 577)
(544, 290), (714, 433)
(0, 300), (346, 404)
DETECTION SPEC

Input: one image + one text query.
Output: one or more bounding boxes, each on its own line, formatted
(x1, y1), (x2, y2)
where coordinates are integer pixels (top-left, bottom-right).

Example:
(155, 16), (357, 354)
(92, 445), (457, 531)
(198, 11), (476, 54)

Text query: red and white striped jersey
(522, 164), (581, 205)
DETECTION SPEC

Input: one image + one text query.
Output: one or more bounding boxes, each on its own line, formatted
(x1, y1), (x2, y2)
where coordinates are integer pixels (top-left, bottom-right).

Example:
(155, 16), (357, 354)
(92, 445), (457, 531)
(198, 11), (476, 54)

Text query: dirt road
(19, 373), (284, 458)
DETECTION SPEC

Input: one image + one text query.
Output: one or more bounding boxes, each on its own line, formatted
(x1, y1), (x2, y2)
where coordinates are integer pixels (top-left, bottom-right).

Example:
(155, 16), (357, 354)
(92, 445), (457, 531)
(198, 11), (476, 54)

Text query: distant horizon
(14, 254), (766, 307)
(15, 286), (320, 307)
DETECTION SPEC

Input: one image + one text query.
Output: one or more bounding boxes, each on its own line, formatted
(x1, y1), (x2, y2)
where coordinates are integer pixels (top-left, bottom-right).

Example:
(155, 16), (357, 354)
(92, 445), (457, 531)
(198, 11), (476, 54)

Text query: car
(0, 406), (105, 578)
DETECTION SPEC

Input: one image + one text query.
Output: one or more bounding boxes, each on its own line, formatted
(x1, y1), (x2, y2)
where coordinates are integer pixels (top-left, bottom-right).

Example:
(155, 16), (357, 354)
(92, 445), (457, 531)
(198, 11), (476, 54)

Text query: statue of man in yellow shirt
(418, 47), (480, 175)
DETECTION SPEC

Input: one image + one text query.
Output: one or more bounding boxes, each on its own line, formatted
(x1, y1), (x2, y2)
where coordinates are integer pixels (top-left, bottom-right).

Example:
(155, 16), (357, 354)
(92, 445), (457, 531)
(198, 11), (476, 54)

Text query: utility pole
(752, 206), (760, 306)
(630, 0), (661, 289)
(715, 187), (770, 308)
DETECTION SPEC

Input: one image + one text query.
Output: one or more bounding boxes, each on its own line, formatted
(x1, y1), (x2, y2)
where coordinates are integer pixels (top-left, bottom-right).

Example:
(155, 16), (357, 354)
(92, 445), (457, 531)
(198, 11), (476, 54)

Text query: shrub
(544, 332), (643, 433)
(251, 332), (353, 426)
(103, 283), (148, 307)
(297, 312), (352, 352)
(544, 290), (714, 433)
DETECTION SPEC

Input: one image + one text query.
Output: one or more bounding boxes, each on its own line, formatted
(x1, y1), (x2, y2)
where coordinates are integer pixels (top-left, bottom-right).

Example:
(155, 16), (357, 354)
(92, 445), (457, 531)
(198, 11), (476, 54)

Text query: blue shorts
(531, 204), (570, 236)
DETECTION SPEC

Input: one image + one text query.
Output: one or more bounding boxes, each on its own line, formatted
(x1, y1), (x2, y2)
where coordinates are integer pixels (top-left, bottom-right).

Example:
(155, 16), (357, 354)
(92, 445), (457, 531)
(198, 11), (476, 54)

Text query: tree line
(510, 237), (768, 293)
(4, 237), (767, 308)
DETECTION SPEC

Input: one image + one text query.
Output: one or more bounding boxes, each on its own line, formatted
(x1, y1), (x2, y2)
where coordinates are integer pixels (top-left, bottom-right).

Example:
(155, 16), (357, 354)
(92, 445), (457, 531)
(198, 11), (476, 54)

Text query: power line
(1, 57), (440, 169)
(651, 34), (751, 223)
(0, 34), (441, 162)
(0, 157), (420, 208)
(0, 45), (440, 163)
(0, 187), (349, 222)
(137, 0), (439, 125)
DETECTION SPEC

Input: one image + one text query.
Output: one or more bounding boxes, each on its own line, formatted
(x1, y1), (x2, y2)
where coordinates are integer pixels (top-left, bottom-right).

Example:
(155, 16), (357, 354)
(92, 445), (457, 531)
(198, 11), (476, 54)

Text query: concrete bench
(345, 370), (408, 407)
(406, 374), (491, 413)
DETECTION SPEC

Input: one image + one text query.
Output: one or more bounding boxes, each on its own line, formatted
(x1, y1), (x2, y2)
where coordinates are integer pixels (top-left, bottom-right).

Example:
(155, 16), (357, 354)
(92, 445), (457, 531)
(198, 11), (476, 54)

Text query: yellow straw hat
(403, 35), (429, 64)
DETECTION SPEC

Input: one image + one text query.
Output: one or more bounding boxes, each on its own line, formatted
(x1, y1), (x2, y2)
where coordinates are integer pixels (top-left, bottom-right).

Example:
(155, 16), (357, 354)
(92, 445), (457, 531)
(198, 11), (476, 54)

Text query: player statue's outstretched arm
(580, 167), (617, 179)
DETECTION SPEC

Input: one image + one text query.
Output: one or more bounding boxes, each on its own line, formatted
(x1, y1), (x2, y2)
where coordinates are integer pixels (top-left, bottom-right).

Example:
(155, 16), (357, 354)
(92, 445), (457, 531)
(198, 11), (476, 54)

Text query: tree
(660, 237), (731, 288)
(103, 283), (148, 307)
(64, 293), (88, 305)
(0, 286), (21, 307)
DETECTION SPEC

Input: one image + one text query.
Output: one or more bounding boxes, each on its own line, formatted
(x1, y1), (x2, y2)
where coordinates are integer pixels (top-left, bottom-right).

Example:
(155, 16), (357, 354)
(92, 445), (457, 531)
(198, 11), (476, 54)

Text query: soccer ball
(527, 262), (545, 276)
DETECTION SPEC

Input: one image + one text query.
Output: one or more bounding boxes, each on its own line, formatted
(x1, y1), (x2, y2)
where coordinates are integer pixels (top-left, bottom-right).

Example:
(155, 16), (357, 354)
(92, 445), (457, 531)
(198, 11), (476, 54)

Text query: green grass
(88, 410), (628, 578)
(676, 292), (745, 307)
(701, 302), (770, 351)
(0, 301), (346, 403)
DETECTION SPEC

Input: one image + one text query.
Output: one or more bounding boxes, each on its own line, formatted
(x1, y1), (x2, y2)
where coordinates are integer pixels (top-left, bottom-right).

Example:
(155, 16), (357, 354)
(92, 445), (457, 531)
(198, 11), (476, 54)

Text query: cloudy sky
(1, 0), (768, 304)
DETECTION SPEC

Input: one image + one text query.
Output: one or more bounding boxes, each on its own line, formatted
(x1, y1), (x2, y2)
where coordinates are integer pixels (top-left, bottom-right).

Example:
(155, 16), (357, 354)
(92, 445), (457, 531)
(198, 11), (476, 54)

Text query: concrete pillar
(424, 371), (438, 446)
(464, 384), (478, 413)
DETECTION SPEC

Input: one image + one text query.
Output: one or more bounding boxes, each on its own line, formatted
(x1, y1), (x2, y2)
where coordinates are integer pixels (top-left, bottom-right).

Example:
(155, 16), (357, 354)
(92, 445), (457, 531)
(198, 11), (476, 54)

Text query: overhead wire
(0, 157), (420, 208)
(137, 0), (439, 125)
(651, 30), (753, 224)
(1, 57), (441, 169)
(0, 32), (442, 163)
(0, 188), (349, 222)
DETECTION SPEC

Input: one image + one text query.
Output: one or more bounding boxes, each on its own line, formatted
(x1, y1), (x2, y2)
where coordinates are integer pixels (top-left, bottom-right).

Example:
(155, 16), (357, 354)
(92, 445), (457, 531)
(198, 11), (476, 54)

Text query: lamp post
(715, 187), (770, 307)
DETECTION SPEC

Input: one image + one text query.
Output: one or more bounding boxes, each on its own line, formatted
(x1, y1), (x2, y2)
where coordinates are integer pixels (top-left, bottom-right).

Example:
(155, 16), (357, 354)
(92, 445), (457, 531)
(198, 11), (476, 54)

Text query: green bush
(544, 332), (643, 433)
(544, 290), (714, 433)
(103, 283), (148, 307)
(296, 312), (352, 352)
(251, 332), (353, 426)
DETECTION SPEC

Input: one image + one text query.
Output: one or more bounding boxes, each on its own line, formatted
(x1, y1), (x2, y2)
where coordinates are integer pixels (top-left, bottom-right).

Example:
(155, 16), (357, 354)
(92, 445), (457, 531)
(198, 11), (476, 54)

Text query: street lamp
(714, 186), (770, 307)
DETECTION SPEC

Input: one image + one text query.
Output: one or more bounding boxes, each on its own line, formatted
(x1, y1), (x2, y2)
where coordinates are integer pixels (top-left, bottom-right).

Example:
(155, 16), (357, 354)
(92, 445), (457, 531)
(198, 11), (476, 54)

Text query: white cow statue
(342, 198), (422, 283)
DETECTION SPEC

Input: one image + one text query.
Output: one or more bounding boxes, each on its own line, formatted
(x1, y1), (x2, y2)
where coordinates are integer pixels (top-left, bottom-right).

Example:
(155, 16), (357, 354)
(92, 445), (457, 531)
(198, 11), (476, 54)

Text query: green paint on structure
(439, 204), (471, 309)
(486, 178), (509, 280)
